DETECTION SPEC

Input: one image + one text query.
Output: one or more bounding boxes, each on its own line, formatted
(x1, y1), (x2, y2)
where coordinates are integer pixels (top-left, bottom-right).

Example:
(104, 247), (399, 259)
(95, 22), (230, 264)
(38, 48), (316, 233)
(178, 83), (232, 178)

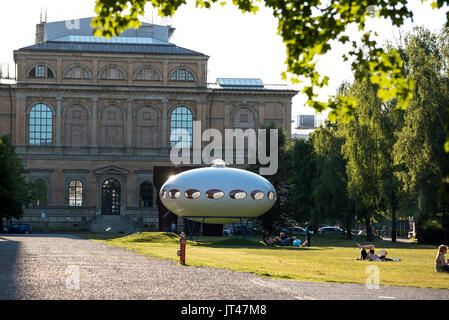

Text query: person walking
(305, 222), (311, 247)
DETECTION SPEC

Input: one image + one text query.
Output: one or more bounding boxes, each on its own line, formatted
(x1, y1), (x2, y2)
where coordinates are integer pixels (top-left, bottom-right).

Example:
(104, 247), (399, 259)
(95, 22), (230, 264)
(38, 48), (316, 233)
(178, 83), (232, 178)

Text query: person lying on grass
(277, 235), (308, 247)
(269, 232), (287, 245)
(356, 243), (400, 261)
(264, 234), (308, 247)
(435, 245), (449, 273)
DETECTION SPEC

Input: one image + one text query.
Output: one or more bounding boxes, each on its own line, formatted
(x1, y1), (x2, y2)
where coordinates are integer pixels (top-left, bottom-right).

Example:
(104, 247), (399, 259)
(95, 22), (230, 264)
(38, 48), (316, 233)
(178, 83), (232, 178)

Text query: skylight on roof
(50, 35), (170, 45)
(217, 78), (264, 87)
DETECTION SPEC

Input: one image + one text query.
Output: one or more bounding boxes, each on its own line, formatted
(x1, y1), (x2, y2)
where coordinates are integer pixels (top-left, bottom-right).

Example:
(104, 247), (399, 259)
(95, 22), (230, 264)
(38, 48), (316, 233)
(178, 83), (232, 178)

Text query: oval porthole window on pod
(206, 189), (225, 199)
(168, 189), (181, 199)
(268, 191), (275, 200)
(160, 189), (166, 199)
(184, 189), (201, 199)
(251, 190), (264, 200)
(229, 190), (247, 200)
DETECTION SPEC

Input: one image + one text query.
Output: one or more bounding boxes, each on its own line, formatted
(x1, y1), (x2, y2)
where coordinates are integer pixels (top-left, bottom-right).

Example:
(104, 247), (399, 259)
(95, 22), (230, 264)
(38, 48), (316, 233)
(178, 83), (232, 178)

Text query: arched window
(32, 179), (47, 207)
(28, 65), (54, 78)
(99, 64), (127, 80)
(139, 181), (153, 207)
(63, 64), (92, 79)
(68, 180), (83, 206)
(134, 66), (161, 81)
(169, 68), (195, 82)
(29, 103), (53, 146)
(170, 106), (193, 148)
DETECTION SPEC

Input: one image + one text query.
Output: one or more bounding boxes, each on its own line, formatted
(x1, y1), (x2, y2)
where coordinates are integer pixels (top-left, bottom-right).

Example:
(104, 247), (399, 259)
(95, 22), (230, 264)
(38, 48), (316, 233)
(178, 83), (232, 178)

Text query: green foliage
(422, 221), (446, 245)
(248, 123), (292, 231)
(309, 124), (348, 227)
(0, 135), (31, 222)
(392, 27), (449, 242)
(288, 138), (315, 223)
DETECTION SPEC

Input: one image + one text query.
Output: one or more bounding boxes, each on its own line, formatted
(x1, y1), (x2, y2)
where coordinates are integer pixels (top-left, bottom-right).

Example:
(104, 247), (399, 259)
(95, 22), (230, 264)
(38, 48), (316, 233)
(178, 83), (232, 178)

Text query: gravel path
(1, 234), (448, 300)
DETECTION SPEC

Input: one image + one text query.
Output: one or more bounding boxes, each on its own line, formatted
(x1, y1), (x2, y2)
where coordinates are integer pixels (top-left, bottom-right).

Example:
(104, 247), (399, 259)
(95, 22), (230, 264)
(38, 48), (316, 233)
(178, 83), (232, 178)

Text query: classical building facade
(0, 17), (297, 233)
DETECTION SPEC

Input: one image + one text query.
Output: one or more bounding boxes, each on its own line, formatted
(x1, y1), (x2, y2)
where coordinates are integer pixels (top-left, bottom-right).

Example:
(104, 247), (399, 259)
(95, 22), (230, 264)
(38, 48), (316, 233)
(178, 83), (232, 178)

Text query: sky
(0, 0), (448, 133)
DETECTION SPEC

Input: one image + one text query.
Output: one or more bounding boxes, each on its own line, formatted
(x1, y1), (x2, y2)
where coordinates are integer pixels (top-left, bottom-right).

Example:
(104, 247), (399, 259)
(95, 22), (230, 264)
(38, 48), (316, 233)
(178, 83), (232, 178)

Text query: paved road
(1, 234), (448, 300)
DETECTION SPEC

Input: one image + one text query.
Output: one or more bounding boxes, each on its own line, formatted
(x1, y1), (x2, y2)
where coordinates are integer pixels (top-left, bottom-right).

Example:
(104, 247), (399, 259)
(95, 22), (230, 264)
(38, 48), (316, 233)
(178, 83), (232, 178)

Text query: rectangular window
(37, 65), (46, 78)
(240, 113), (249, 122)
(178, 69), (186, 81)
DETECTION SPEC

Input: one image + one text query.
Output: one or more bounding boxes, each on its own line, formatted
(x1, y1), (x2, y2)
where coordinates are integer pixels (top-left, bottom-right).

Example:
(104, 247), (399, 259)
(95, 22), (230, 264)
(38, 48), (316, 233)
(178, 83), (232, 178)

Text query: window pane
(37, 65), (46, 78)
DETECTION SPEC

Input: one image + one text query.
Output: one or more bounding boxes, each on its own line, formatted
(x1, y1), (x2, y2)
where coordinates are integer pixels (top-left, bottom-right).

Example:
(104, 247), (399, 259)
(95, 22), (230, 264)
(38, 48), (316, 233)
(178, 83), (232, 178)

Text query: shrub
(422, 221), (445, 245)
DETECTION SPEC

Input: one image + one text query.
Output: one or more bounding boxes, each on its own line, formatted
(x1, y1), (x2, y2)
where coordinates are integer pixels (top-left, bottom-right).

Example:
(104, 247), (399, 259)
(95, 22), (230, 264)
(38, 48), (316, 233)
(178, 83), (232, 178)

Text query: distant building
(0, 17), (297, 233)
(296, 114), (324, 130)
(291, 114), (325, 140)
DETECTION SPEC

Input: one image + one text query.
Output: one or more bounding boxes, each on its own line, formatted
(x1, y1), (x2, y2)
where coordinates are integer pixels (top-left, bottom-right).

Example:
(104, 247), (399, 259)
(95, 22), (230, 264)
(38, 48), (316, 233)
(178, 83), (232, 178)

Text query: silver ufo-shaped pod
(159, 159), (277, 224)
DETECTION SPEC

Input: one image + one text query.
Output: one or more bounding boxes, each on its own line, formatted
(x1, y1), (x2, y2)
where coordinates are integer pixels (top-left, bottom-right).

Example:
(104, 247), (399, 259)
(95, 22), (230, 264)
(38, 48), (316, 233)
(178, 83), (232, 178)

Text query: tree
(288, 138), (315, 224)
(309, 123), (349, 235)
(340, 77), (386, 242)
(0, 135), (31, 231)
(249, 123), (292, 232)
(393, 27), (449, 243)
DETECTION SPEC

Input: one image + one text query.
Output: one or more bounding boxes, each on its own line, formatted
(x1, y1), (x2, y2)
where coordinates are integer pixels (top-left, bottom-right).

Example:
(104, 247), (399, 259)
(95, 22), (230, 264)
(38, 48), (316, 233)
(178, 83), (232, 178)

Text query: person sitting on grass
(280, 234), (291, 246)
(356, 243), (399, 261)
(262, 231), (274, 245)
(271, 232), (287, 245)
(435, 245), (449, 273)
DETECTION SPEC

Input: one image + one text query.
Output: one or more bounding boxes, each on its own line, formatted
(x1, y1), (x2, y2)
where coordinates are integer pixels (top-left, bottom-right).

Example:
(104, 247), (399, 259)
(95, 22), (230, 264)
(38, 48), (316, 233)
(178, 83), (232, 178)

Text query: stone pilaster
(223, 100), (231, 130)
(55, 97), (62, 153)
(15, 92), (25, 145)
(56, 97), (62, 147)
(91, 98), (98, 153)
(163, 61), (168, 86)
(258, 102), (265, 128)
(161, 98), (168, 148)
(126, 98), (133, 151)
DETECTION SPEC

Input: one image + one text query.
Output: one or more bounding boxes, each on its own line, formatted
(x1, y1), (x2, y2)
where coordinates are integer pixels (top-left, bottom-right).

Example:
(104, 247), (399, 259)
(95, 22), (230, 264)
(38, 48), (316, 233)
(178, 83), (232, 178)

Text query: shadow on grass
(188, 236), (323, 251)
(74, 232), (437, 251)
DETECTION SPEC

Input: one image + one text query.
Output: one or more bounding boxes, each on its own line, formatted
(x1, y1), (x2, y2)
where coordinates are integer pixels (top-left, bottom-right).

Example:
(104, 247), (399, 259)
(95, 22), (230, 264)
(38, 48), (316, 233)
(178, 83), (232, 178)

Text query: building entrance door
(101, 178), (121, 215)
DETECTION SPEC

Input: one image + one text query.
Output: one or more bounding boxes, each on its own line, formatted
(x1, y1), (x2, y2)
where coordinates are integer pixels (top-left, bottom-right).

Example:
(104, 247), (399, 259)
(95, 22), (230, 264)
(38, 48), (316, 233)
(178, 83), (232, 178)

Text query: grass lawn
(75, 232), (449, 289)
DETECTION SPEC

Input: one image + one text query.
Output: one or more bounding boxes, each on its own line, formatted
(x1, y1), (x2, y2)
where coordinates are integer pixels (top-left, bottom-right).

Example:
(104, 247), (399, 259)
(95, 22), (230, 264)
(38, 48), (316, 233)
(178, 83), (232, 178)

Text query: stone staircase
(90, 215), (137, 234)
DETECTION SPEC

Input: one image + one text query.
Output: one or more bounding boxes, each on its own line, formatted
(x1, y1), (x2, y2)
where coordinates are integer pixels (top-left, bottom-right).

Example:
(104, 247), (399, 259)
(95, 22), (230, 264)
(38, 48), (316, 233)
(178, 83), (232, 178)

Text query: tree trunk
(365, 216), (374, 241)
(346, 214), (352, 240)
(391, 206), (397, 243)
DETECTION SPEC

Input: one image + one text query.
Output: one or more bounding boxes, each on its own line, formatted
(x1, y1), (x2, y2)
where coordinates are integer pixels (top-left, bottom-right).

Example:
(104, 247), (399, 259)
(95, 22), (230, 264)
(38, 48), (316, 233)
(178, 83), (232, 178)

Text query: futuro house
(159, 159), (277, 224)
